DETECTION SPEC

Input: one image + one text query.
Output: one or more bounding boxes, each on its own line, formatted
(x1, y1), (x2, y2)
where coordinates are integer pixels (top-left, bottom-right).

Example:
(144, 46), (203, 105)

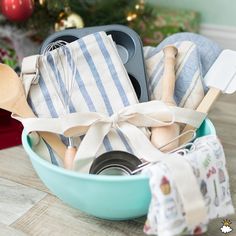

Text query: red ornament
(1, 0), (34, 22)
(194, 226), (202, 235)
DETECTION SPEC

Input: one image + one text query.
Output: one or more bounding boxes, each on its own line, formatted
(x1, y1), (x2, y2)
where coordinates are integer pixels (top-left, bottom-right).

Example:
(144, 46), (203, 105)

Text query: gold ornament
(126, 12), (137, 22)
(55, 10), (84, 31)
(39, 0), (46, 6)
(127, 0), (145, 22)
(135, 4), (140, 10)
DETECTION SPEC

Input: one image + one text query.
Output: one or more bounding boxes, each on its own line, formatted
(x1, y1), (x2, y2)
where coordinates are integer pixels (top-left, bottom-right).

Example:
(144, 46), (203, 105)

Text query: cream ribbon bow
(18, 100), (207, 227)
(18, 100), (206, 168)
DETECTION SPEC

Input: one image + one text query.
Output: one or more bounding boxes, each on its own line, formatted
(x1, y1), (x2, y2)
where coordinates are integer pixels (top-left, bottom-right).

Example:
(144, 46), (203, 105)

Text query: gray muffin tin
(40, 24), (149, 102)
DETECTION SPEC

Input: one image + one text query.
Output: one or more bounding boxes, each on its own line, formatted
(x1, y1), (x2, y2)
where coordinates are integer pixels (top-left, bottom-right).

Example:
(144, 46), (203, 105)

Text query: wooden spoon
(0, 63), (66, 160)
(151, 45), (180, 152)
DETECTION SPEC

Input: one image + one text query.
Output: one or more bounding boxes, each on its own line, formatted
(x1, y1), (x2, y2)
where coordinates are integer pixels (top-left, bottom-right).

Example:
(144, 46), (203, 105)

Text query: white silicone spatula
(180, 49), (236, 144)
(0, 63), (66, 160)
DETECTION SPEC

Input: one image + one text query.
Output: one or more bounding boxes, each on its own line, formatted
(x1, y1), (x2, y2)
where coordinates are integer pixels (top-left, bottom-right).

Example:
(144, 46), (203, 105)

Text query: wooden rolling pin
(151, 45), (180, 152)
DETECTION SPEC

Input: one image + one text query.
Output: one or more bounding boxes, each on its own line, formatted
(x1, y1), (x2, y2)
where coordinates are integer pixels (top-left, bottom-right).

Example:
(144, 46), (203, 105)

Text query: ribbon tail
(163, 157), (208, 227)
(170, 106), (207, 128)
(73, 122), (111, 173)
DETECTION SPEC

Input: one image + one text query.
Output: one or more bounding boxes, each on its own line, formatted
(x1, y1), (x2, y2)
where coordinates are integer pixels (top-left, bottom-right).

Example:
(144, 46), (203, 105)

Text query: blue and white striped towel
(25, 31), (143, 165)
(22, 32), (221, 166)
(143, 33), (222, 109)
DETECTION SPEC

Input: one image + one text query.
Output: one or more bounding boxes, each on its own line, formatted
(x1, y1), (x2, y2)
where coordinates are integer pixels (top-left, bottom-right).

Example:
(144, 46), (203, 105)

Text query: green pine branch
(0, 0), (157, 40)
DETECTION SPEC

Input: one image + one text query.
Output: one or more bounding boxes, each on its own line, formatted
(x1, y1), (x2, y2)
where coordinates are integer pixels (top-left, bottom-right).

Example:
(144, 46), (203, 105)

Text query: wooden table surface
(0, 93), (235, 236)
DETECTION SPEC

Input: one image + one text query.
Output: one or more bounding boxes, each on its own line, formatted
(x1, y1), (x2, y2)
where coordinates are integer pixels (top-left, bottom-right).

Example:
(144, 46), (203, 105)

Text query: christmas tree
(0, 0), (157, 40)
(0, 0), (200, 56)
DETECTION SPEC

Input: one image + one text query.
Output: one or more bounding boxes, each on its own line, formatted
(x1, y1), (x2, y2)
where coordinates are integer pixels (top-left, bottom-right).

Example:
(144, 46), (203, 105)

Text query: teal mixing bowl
(22, 119), (215, 220)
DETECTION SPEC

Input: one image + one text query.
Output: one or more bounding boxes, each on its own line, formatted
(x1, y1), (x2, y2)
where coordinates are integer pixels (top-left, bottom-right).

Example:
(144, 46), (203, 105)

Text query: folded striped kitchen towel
(22, 31), (221, 167)
(23, 32), (143, 166)
(143, 32), (222, 110)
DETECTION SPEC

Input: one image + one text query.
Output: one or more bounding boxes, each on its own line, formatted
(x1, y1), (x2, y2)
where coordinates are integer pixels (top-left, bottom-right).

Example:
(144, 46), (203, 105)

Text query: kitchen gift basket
(22, 120), (215, 220)
(11, 24), (233, 235)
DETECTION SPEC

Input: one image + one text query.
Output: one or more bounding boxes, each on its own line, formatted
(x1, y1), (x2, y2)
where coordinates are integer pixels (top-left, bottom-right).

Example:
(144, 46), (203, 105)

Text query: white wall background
(149, 0), (236, 49)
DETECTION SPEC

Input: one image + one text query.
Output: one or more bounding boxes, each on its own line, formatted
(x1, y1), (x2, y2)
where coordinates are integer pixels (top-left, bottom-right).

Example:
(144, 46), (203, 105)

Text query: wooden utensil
(0, 63), (66, 160)
(151, 45), (179, 152)
(180, 49), (236, 145)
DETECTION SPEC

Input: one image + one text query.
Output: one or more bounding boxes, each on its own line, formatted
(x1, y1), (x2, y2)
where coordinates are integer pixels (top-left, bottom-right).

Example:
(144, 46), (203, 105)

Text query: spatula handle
(180, 87), (221, 145)
(195, 87), (221, 113)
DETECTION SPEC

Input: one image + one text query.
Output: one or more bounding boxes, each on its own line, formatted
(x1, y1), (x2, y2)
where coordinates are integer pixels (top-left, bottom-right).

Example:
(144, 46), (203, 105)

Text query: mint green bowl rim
(22, 132), (147, 182)
(22, 119), (215, 181)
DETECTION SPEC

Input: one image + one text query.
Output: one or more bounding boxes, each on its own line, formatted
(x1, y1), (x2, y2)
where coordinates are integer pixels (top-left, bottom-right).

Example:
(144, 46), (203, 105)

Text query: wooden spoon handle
(39, 131), (67, 160)
(0, 63), (66, 160)
(16, 94), (67, 160)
